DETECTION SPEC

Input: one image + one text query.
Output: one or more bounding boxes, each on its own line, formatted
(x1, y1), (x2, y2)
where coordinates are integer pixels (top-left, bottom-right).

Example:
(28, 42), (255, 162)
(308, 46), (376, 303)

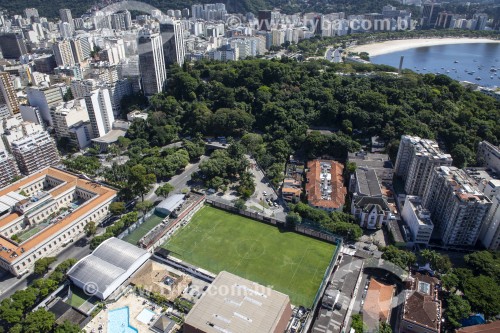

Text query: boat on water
(446, 70), (450, 73)
(476, 77), (481, 81)
(454, 60), (459, 63)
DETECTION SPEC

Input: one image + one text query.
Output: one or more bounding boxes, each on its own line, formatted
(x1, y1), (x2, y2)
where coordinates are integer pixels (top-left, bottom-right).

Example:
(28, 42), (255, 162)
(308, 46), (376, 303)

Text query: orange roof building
(362, 278), (395, 327)
(0, 167), (116, 276)
(400, 273), (442, 333)
(305, 160), (346, 212)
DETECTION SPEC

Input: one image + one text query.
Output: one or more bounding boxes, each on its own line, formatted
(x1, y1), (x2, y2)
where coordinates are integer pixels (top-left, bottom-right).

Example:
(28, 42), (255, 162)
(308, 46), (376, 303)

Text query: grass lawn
(123, 212), (165, 245)
(162, 206), (336, 306)
(18, 226), (43, 242)
(68, 286), (93, 308)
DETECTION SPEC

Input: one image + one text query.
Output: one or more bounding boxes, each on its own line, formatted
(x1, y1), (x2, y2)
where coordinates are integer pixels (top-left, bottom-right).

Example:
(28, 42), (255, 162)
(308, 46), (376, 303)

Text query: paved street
(144, 155), (208, 203)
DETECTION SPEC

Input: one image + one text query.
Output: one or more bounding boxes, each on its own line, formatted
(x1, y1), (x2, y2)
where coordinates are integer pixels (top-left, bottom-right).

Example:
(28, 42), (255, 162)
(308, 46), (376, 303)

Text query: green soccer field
(162, 206), (336, 306)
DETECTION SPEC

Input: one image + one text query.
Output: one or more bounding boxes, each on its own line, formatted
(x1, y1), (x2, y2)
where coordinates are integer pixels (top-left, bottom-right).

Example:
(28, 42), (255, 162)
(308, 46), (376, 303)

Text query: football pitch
(162, 206), (336, 306)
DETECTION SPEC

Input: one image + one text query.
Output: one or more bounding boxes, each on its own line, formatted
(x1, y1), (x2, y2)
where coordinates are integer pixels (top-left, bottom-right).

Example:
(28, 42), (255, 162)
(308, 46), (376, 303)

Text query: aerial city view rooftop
(0, 0), (498, 332)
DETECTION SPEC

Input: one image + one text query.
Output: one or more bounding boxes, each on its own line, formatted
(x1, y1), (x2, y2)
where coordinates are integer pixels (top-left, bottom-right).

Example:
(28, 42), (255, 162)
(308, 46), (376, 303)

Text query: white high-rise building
(422, 166), (492, 246)
(401, 196), (434, 244)
(138, 30), (166, 96)
(477, 141), (500, 173)
(50, 98), (89, 141)
(26, 84), (65, 126)
(394, 135), (453, 196)
(59, 22), (73, 39)
(477, 176), (500, 250)
(84, 88), (115, 138)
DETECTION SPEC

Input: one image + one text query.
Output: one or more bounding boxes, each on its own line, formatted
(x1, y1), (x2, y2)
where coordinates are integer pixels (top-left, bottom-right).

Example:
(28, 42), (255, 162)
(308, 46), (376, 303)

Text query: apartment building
(53, 40), (76, 66)
(0, 167), (116, 276)
(26, 84), (65, 126)
(138, 30), (167, 96)
(305, 160), (346, 212)
(395, 135), (452, 196)
(11, 131), (60, 175)
(477, 141), (500, 173)
(422, 166), (491, 246)
(84, 88), (115, 138)
(50, 99), (89, 141)
(0, 72), (20, 115)
(401, 196), (434, 245)
(0, 150), (21, 188)
(472, 170), (500, 250)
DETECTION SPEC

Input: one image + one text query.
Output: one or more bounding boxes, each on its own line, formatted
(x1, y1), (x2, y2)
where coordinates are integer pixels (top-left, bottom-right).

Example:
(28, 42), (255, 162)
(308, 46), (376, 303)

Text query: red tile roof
(305, 160), (346, 209)
(363, 278), (395, 322)
(457, 322), (500, 333)
(0, 168), (116, 263)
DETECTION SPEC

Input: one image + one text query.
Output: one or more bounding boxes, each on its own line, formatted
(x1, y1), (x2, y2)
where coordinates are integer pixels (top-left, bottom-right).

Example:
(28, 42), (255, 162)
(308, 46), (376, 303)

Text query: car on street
(348, 244), (356, 249)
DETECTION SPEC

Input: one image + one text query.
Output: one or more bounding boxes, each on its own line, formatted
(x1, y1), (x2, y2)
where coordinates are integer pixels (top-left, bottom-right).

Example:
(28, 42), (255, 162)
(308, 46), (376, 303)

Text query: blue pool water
(107, 307), (138, 333)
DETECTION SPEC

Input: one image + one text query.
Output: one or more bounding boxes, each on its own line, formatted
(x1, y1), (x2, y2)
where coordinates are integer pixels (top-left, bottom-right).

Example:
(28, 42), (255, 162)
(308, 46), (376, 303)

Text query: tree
(155, 183), (175, 199)
(183, 139), (205, 161)
(420, 249), (452, 274)
(451, 144), (474, 168)
(351, 314), (367, 333)
(54, 320), (82, 333)
(23, 308), (55, 333)
(234, 199), (247, 210)
(84, 221), (97, 237)
(381, 246), (416, 270)
(441, 272), (459, 292)
(109, 202), (126, 216)
(464, 251), (500, 283)
(286, 212), (302, 227)
(378, 322), (392, 333)
(446, 294), (471, 328)
(135, 200), (154, 216)
(128, 164), (156, 201)
(346, 162), (357, 174)
(34, 257), (57, 275)
(63, 87), (73, 102)
(463, 275), (500, 318)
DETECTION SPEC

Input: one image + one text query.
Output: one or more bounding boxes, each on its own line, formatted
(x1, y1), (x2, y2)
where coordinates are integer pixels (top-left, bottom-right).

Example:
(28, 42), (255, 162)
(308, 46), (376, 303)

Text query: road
(144, 155), (208, 203)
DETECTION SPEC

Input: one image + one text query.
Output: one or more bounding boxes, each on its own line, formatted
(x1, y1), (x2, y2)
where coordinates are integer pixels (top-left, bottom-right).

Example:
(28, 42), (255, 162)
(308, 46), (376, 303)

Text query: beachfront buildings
(0, 167), (116, 276)
(422, 166), (491, 246)
(395, 135), (453, 197)
(305, 160), (346, 212)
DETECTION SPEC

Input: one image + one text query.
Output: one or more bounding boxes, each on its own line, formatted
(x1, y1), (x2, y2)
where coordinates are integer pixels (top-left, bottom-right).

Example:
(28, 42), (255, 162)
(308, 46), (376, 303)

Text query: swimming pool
(107, 307), (138, 333)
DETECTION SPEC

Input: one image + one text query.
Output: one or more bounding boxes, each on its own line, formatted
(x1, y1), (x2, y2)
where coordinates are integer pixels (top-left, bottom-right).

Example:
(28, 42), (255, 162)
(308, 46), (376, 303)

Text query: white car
(263, 191), (268, 196)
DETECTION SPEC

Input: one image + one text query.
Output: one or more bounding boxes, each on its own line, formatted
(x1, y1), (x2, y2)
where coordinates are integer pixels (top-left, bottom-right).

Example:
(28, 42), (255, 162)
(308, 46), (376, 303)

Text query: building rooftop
(406, 196), (433, 226)
(435, 166), (490, 204)
(91, 129), (126, 144)
(0, 167), (116, 263)
(457, 321), (500, 333)
(306, 160), (346, 209)
(184, 271), (291, 333)
(363, 278), (394, 322)
(355, 168), (382, 197)
(403, 135), (452, 161)
(402, 273), (441, 332)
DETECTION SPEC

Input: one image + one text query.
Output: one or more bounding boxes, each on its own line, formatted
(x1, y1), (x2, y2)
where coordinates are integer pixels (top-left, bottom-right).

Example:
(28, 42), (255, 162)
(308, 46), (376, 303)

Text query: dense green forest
(131, 59), (500, 186)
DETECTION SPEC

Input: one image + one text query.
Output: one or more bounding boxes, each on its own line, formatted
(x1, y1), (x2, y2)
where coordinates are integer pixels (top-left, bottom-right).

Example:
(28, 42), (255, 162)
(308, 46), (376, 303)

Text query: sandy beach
(348, 38), (500, 57)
